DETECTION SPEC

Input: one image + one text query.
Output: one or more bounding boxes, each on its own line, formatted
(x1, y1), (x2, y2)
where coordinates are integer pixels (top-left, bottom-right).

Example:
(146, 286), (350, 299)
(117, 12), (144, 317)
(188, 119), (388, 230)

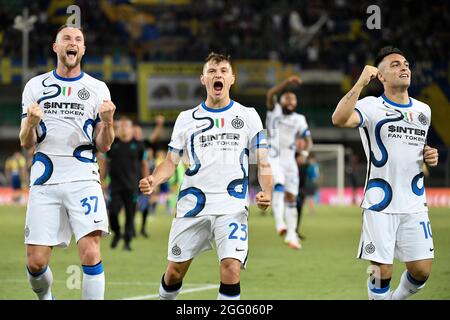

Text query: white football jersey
(356, 94), (431, 214)
(266, 102), (310, 168)
(22, 70), (111, 185)
(168, 100), (268, 218)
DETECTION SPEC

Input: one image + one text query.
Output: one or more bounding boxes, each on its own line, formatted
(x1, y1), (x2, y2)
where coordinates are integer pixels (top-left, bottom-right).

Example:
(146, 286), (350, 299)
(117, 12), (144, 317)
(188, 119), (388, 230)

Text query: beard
(60, 53), (82, 68)
(282, 107), (294, 115)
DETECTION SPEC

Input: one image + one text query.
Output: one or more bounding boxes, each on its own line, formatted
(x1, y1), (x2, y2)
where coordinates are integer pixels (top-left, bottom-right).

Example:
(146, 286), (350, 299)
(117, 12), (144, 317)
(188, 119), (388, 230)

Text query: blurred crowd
(1, 0), (448, 73)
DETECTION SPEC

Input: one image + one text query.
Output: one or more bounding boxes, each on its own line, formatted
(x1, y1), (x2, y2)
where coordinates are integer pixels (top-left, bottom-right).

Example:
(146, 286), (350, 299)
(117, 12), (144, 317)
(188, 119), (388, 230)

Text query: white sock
(392, 270), (427, 300)
(27, 265), (53, 300)
(272, 190), (286, 231)
(285, 202), (299, 243)
(82, 261), (105, 300)
(217, 282), (240, 300)
(159, 275), (182, 300)
(218, 292), (240, 300)
(367, 277), (392, 300)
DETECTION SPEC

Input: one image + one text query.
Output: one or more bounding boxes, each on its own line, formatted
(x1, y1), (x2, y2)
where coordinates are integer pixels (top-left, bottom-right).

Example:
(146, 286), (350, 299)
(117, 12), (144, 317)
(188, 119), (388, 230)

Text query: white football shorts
(25, 180), (109, 247)
(357, 209), (434, 264)
(167, 211), (249, 268)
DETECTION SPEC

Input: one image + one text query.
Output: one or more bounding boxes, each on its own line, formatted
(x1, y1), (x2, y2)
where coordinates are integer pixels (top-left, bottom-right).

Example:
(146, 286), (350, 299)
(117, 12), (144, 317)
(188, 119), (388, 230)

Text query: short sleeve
(248, 108), (268, 150)
(297, 115), (311, 138)
(354, 97), (375, 128)
(21, 80), (36, 119)
(168, 112), (186, 156)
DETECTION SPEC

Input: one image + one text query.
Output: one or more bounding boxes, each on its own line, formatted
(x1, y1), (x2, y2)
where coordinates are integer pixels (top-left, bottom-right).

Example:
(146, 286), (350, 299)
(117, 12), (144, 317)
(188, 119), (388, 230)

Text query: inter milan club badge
(78, 88), (90, 100)
(232, 116), (244, 129)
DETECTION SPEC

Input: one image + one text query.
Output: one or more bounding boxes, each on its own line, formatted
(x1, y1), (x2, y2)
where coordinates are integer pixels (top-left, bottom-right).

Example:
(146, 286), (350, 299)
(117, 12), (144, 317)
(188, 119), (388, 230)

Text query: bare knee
(285, 192), (296, 203)
(165, 261), (190, 285)
(27, 248), (51, 273)
(78, 235), (101, 266)
(406, 260), (432, 282)
(220, 259), (241, 284)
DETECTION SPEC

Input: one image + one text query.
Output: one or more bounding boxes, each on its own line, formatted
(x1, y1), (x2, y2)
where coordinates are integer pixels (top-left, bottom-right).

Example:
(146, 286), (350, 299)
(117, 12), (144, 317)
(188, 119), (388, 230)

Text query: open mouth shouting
(66, 48), (78, 59)
(213, 80), (224, 95)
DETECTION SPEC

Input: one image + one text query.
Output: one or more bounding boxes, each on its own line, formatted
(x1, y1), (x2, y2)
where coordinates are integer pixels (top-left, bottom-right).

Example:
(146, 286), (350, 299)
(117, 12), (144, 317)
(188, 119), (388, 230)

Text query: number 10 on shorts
(80, 196), (98, 215)
(420, 221), (433, 239)
(228, 223), (248, 241)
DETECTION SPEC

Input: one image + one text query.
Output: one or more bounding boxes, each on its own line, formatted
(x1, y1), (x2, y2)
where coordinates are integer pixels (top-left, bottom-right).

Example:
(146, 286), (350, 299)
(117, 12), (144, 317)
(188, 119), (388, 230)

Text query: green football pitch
(0, 204), (449, 300)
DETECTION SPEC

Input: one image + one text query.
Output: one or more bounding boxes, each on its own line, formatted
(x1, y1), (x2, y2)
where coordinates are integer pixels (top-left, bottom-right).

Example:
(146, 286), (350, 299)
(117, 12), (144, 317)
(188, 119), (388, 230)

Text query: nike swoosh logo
(429, 248), (434, 252)
(43, 90), (53, 95)
(94, 220), (103, 224)
(196, 123), (207, 129)
(386, 112), (397, 116)
(235, 248), (245, 252)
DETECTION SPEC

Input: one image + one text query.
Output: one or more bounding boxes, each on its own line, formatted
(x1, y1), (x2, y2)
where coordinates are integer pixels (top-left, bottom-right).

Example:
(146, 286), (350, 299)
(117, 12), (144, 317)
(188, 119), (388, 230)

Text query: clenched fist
(256, 191), (271, 211)
(356, 65), (379, 88)
(99, 100), (116, 124)
(27, 103), (44, 127)
(139, 175), (155, 195)
(424, 145), (439, 167)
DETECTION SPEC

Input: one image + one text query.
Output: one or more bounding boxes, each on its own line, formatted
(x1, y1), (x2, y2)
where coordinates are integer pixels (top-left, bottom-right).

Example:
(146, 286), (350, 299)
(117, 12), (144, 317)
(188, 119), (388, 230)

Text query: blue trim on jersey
(274, 183), (285, 192)
(201, 100), (234, 113)
(411, 172), (425, 196)
(366, 178), (392, 211)
(32, 152), (54, 185)
(250, 130), (268, 150)
(27, 265), (48, 277)
(178, 187), (206, 217)
(83, 119), (96, 142)
(38, 76), (62, 104)
(302, 129), (311, 137)
(36, 120), (47, 143)
(73, 145), (97, 163)
(168, 146), (183, 156)
(355, 108), (363, 127)
(371, 111), (404, 168)
(82, 261), (104, 276)
(185, 109), (214, 176)
(21, 113), (27, 119)
(227, 148), (250, 199)
(53, 69), (84, 82)
(381, 93), (412, 108)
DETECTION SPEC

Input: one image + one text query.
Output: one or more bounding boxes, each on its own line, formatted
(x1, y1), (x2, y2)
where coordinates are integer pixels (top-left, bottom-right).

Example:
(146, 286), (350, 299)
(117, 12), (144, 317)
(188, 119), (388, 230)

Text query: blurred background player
(139, 53), (272, 300)
(100, 116), (148, 251)
(5, 151), (27, 204)
(332, 46), (440, 300)
(135, 115), (165, 238)
(266, 75), (313, 249)
(21, 25), (115, 300)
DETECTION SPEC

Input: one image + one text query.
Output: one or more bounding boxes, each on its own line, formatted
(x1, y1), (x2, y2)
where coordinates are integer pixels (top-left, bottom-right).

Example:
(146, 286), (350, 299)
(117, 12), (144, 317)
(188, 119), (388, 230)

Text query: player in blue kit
(20, 25), (116, 300)
(139, 53), (272, 300)
(332, 46), (439, 299)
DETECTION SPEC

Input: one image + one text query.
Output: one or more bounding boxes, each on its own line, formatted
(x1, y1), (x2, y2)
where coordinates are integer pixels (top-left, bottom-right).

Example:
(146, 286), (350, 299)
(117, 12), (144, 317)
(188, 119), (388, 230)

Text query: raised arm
(95, 100), (116, 153)
(149, 115), (165, 144)
(139, 151), (180, 195)
(20, 104), (43, 149)
(332, 65), (378, 128)
(266, 75), (303, 111)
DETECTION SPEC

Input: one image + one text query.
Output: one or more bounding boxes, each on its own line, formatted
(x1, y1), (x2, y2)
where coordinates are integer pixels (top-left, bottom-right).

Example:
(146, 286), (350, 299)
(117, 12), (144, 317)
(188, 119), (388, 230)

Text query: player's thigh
(25, 184), (72, 247)
(357, 210), (398, 264)
(283, 167), (299, 197)
(167, 216), (213, 262)
(214, 212), (249, 268)
(62, 181), (109, 243)
(395, 211), (434, 263)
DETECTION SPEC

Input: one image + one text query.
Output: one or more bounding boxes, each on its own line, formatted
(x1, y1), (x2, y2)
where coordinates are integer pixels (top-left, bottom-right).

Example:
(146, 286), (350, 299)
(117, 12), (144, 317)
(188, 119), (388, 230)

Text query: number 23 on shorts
(228, 223), (248, 241)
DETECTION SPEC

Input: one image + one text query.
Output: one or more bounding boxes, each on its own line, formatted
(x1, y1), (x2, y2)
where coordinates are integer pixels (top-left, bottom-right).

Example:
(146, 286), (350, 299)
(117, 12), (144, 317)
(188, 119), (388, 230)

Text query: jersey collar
(201, 100), (234, 113)
(381, 93), (412, 108)
(53, 70), (84, 82)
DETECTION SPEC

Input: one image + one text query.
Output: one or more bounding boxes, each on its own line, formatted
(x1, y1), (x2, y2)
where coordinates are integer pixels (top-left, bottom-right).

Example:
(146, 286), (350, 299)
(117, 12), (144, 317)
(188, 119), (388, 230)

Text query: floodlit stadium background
(0, 0), (449, 299)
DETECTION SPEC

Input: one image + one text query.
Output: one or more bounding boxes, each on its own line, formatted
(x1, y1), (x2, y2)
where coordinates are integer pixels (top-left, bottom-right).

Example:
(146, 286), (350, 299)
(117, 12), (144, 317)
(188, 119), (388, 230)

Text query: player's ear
(52, 42), (57, 54)
(200, 74), (205, 86)
(377, 72), (384, 82)
(231, 73), (235, 86)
